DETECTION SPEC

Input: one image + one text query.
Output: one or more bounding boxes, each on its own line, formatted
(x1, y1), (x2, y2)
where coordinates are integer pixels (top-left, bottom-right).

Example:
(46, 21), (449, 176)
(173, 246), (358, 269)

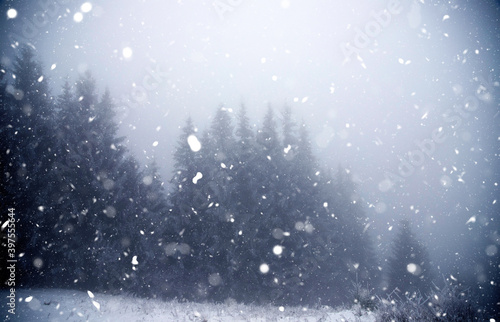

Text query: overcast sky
(1, 0), (499, 272)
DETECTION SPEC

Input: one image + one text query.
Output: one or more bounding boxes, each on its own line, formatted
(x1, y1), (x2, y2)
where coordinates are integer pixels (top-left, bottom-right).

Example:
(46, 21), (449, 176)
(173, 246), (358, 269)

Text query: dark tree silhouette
(1, 49), (385, 310)
(0, 47), (58, 286)
(387, 219), (434, 296)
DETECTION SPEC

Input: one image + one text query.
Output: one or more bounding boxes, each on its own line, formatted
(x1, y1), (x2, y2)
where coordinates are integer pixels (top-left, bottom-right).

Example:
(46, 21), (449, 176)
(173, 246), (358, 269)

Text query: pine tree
(308, 172), (345, 305)
(1, 47), (58, 286)
(92, 156), (142, 293)
(168, 116), (217, 301)
(458, 193), (500, 317)
(250, 106), (289, 303)
(293, 122), (318, 215)
(233, 104), (257, 214)
(51, 72), (103, 287)
(51, 72), (138, 290)
(170, 117), (203, 226)
(231, 104), (276, 302)
(273, 114), (320, 305)
(200, 107), (238, 301)
(387, 219), (434, 296)
(302, 166), (379, 306)
(255, 106), (281, 213)
(281, 105), (297, 154)
(284, 122), (324, 304)
(278, 106), (299, 210)
(334, 167), (377, 280)
(124, 161), (170, 297)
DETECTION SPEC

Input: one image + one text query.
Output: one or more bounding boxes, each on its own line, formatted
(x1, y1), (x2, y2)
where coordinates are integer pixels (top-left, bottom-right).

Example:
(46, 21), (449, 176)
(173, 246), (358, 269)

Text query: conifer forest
(0, 1), (499, 320)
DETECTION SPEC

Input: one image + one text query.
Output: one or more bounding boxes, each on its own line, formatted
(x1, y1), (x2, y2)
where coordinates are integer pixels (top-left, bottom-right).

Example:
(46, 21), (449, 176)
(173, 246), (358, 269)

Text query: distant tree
(281, 105), (297, 153)
(254, 106), (281, 215)
(233, 107), (324, 306)
(250, 106), (290, 304)
(126, 161), (170, 297)
(300, 166), (378, 307)
(231, 105), (262, 300)
(90, 156), (142, 293)
(278, 106), (300, 211)
(198, 107), (238, 301)
(335, 167), (378, 280)
(51, 72), (104, 287)
(460, 198), (500, 317)
(166, 117), (205, 300)
(273, 117), (322, 306)
(206, 107), (235, 160)
(168, 110), (237, 301)
(169, 117), (202, 228)
(50, 72), (140, 291)
(293, 122), (318, 214)
(233, 104), (257, 213)
(387, 219), (434, 296)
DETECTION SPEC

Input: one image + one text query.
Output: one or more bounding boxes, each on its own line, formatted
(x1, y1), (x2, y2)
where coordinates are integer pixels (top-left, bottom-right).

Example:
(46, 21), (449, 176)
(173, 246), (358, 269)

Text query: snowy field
(1, 289), (375, 321)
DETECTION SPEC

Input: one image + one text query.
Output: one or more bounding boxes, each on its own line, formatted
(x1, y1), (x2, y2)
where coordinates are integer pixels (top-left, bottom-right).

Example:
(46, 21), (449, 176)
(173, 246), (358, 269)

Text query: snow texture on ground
(1, 289), (375, 321)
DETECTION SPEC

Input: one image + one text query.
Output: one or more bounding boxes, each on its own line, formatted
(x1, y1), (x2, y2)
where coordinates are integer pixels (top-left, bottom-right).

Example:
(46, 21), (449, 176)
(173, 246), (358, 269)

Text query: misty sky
(1, 0), (499, 273)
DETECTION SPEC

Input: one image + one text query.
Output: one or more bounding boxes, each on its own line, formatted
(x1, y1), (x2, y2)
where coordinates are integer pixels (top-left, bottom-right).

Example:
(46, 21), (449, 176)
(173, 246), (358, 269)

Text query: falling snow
(1, 0), (498, 319)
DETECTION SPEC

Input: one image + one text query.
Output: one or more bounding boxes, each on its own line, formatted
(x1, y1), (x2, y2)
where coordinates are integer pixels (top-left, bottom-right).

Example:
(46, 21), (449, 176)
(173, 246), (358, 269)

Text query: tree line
(0, 47), (452, 308)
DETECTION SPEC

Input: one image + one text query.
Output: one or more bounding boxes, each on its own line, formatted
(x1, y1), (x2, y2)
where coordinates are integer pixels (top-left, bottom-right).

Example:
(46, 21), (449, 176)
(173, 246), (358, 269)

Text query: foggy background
(1, 0), (499, 279)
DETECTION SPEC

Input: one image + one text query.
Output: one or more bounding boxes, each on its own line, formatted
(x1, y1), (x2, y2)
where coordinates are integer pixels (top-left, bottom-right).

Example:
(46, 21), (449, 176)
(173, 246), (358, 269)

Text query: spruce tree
(51, 72), (104, 287)
(200, 107), (237, 301)
(1, 47), (58, 286)
(127, 161), (170, 297)
(254, 106), (281, 215)
(278, 106), (299, 211)
(231, 105), (260, 300)
(233, 104), (257, 214)
(170, 117), (203, 226)
(303, 166), (379, 306)
(387, 219), (434, 296)
(334, 167), (377, 281)
(251, 106), (288, 303)
(167, 117), (203, 298)
(51, 72), (139, 290)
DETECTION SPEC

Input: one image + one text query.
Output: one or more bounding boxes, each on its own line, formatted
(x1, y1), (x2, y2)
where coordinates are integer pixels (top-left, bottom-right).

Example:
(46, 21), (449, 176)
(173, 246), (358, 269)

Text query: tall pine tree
(387, 219), (434, 296)
(1, 47), (58, 286)
(51, 72), (141, 290)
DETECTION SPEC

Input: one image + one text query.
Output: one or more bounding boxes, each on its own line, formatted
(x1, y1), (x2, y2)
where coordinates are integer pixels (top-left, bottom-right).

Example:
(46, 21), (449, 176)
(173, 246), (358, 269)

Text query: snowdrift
(1, 288), (375, 321)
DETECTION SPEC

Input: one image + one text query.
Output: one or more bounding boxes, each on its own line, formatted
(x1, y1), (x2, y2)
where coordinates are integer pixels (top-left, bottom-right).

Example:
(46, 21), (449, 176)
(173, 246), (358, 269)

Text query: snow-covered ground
(1, 289), (375, 321)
